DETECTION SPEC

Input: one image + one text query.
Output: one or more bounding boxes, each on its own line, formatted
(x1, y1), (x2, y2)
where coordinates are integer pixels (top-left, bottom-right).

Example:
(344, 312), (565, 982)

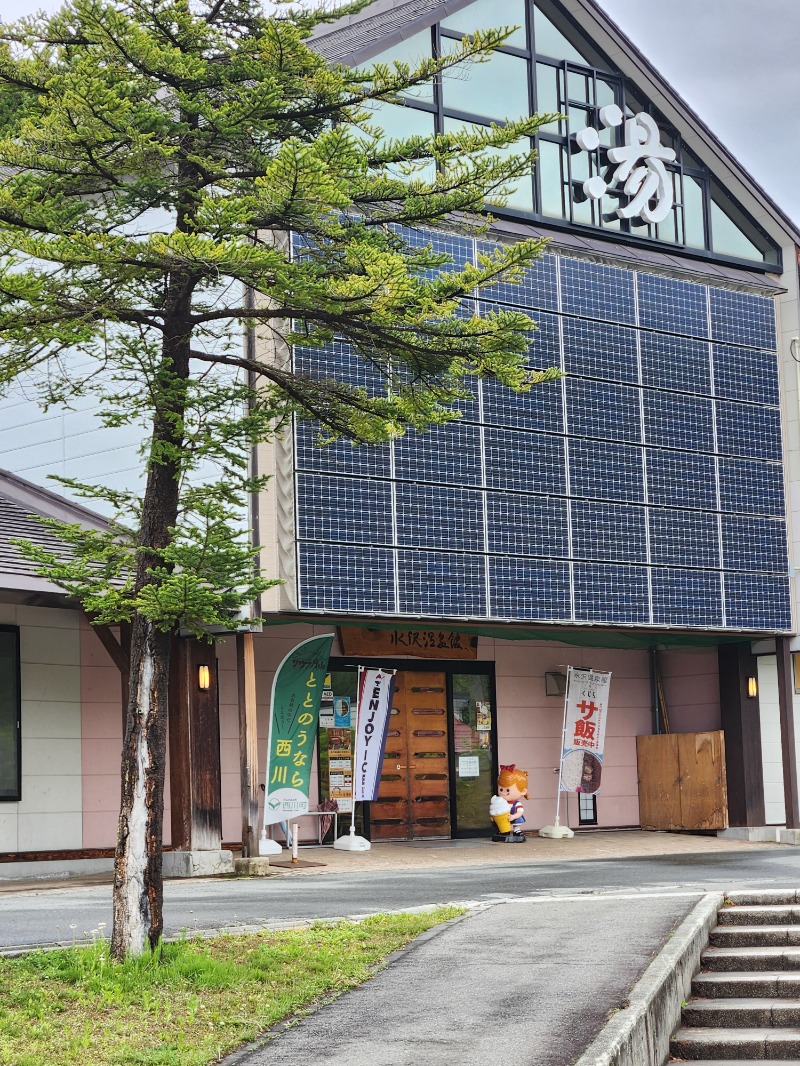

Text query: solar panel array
(292, 231), (790, 630)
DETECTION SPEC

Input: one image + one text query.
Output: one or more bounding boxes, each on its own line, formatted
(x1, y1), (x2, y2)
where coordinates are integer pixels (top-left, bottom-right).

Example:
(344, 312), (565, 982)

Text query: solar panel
(566, 379), (642, 444)
(488, 557), (571, 620)
(637, 272), (708, 338)
(725, 573), (792, 629)
(719, 457), (785, 517)
(716, 400), (782, 461)
(569, 439), (645, 503)
(649, 509), (721, 568)
(646, 450), (718, 510)
(295, 420), (391, 478)
(721, 515), (788, 573)
(476, 245), (559, 310)
(571, 500), (648, 562)
(562, 318), (638, 384)
(296, 474), (393, 545)
(298, 543), (396, 612)
(397, 550), (487, 615)
(643, 392), (715, 452)
(395, 482), (485, 551)
(394, 422), (483, 485)
(709, 288), (777, 350)
(486, 492), (569, 557)
(713, 344), (781, 406)
(640, 331), (712, 394)
(291, 229), (789, 632)
(573, 563), (650, 623)
(559, 257), (636, 324)
(483, 428), (566, 494)
(651, 569), (723, 627)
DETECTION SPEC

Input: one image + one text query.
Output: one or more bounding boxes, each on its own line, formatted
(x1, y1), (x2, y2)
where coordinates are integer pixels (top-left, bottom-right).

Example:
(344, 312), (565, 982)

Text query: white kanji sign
(575, 104), (677, 225)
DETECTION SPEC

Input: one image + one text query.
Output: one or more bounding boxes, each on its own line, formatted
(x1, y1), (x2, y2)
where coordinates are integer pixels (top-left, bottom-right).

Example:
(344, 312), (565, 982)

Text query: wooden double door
(369, 671), (451, 840)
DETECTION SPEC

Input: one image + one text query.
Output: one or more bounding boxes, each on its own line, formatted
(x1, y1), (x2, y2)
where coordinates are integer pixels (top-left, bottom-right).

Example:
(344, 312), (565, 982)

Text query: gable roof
(311, 0), (800, 251)
(0, 468), (107, 603)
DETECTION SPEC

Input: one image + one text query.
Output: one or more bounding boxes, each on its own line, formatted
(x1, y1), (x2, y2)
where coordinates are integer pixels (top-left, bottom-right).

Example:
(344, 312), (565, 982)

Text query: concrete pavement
(2, 831), (794, 1064)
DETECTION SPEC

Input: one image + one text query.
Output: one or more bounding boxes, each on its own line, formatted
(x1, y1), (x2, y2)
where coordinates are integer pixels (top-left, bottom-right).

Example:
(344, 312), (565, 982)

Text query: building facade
(3, 0), (800, 869)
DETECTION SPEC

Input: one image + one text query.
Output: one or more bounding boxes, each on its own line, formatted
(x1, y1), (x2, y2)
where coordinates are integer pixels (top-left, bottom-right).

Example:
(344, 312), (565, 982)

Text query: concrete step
(702, 945), (800, 971)
(710, 924), (800, 947)
(683, 998), (800, 1027)
(718, 904), (800, 926)
(725, 890), (800, 907)
(670, 1025), (800, 1059)
(693, 970), (800, 998)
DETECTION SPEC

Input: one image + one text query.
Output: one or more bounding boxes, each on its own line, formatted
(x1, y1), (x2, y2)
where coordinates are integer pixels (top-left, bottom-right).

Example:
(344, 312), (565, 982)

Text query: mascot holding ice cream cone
(490, 764), (528, 842)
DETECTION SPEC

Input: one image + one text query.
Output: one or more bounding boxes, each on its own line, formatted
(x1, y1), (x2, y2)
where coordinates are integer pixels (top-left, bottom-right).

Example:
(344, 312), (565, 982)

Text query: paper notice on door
(458, 756), (480, 778)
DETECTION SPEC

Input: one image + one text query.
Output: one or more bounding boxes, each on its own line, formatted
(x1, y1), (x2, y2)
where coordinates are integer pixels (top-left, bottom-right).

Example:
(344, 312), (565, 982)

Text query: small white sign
(329, 773), (346, 788)
(458, 756), (480, 778)
(330, 758), (352, 771)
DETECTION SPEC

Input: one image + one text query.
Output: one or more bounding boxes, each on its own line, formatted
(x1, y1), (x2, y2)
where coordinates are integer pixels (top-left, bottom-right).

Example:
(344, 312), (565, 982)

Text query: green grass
(0, 907), (463, 1066)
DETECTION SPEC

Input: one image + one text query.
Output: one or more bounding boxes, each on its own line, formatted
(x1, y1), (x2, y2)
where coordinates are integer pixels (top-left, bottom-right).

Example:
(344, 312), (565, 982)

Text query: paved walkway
(264, 827), (779, 876)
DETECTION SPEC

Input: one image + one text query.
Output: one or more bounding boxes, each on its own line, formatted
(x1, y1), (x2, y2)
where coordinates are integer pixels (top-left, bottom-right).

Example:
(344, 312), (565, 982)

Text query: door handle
(396, 764), (407, 769)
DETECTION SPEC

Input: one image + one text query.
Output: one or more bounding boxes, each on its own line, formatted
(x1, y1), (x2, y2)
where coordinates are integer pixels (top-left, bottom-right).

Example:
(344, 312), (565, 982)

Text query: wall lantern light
(545, 671), (567, 697)
(747, 676), (758, 699)
(198, 664), (211, 691)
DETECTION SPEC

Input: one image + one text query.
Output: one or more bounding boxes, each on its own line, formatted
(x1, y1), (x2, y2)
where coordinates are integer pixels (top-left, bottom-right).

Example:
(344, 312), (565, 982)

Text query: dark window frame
(366, 1), (781, 272)
(578, 791), (597, 825)
(0, 625), (21, 802)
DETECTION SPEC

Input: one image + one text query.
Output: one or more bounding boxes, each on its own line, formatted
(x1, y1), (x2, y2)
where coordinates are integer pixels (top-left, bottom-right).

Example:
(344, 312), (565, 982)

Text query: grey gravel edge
(573, 891), (724, 1066)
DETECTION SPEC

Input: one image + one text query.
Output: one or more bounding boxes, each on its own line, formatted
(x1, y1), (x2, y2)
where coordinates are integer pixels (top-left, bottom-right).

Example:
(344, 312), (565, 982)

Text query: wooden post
(776, 636), (800, 829)
(236, 632), (260, 857)
(718, 643), (765, 827)
(167, 637), (222, 851)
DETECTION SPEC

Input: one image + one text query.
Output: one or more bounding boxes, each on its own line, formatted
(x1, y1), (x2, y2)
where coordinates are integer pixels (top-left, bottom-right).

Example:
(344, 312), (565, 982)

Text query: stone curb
(573, 891), (724, 1066)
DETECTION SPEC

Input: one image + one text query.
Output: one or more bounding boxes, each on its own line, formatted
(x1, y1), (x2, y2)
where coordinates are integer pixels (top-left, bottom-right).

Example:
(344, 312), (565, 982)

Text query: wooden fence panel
(637, 733), (681, 831)
(636, 731), (728, 831)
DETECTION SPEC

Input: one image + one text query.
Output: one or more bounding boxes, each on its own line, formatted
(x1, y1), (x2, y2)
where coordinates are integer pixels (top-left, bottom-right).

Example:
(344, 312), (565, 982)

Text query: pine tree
(0, 0), (557, 959)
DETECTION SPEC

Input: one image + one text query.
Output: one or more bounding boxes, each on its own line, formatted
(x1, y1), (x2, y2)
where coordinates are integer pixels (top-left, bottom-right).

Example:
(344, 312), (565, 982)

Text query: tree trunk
(111, 617), (172, 958)
(110, 278), (193, 959)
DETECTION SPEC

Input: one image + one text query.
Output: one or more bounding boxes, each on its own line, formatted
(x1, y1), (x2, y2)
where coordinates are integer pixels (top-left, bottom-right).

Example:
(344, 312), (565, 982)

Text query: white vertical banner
(558, 668), (612, 795)
(353, 667), (396, 802)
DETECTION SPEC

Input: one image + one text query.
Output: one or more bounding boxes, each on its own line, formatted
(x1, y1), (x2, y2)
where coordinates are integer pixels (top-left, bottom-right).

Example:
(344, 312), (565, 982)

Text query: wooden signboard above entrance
(338, 627), (478, 660)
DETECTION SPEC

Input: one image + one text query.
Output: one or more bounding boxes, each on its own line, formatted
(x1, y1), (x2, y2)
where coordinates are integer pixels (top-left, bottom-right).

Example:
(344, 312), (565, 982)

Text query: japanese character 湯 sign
(575, 104), (676, 225)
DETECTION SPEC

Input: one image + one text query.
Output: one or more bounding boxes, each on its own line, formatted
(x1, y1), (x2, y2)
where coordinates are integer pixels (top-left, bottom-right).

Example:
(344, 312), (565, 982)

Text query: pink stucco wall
(212, 627), (723, 840)
(79, 622), (723, 849)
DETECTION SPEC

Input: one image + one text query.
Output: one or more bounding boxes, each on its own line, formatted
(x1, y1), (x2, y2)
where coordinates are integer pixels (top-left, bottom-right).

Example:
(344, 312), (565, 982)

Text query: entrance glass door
(451, 672), (495, 835)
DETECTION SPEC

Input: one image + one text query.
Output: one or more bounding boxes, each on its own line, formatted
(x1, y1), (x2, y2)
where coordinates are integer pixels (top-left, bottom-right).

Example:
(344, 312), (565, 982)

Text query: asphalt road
(3, 846), (800, 951)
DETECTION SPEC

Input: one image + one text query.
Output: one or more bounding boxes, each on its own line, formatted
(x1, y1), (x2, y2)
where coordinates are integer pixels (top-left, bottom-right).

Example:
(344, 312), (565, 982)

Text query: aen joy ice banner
(353, 667), (396, 802)
(559, 668), (612, 795)
(263, 634), (334, 825)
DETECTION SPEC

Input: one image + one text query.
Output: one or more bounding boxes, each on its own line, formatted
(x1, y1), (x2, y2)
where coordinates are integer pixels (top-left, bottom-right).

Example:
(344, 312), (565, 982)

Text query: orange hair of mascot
(497, 764), (529, 799)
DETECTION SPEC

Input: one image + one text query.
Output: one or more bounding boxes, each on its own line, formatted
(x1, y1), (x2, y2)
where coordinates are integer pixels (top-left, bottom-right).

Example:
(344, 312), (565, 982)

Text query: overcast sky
(2, 0), (798, 225)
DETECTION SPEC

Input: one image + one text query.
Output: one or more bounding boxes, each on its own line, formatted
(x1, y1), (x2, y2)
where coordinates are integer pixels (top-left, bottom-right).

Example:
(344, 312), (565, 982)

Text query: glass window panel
(537, 139), (566, 218)
(367, 29), (434, 102)
(0, 629), (20, 800)
(533, 5), (591, 64)
(441, 40), (530, 122)
(570, 73), (591, 104)
(361, 102), (437, 184)
(363, 99), (435, 143)
(710, 197), (763, 262)
(683, 175), (706, 250)
(443, 118), (534, 213)
(535, 63), (562, 132)
(441, 0), (527, 49)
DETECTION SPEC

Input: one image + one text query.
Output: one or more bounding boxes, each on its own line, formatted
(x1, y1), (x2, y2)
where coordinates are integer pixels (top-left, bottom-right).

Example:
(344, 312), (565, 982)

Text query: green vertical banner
(263, 634), (334, 826)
